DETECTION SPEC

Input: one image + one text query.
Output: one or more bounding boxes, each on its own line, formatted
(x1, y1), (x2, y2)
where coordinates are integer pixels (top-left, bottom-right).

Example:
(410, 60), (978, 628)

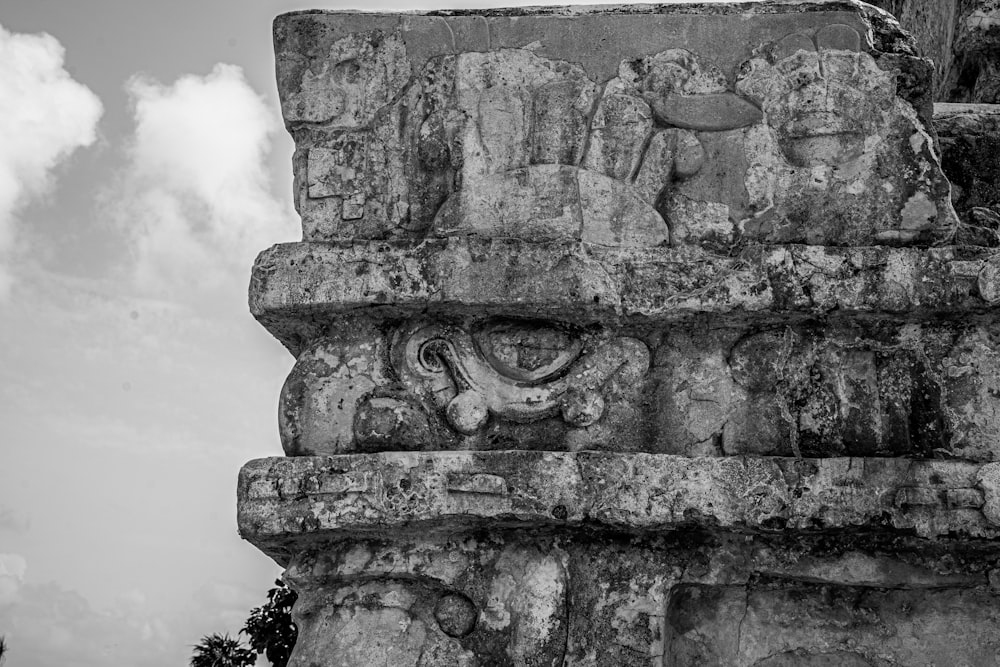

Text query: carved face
(735, 25), (892, 168)
(733, 25), (955, 245)
(393, 320), (650, 439)
(278, 319), (652, 456)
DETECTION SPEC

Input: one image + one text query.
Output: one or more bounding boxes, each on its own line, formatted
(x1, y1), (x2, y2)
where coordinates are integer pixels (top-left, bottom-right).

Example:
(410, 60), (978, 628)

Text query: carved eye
(772, 32), (817, 61)
(418, 339), (449, 372)
(473, 321), (583, 384)
(434, 592), (478, 638)
(816, 24), (861, 52)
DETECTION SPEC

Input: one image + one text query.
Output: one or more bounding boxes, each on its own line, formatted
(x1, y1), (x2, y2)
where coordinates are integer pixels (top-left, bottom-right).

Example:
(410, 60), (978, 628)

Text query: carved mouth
(783, 111), (860, 138)
(779, 112), (865, 167)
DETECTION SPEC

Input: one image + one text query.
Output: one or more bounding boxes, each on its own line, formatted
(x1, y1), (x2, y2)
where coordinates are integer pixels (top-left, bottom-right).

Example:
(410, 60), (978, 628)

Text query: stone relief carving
(279, 320), (1000, 461)
(418, 49), (738, 247)
(392, 321), (650, 434)
(655, 323), (1000, 460)
(244, 5), (1000, 666)
(287, 19), (958, 250)
(734, 25), (957, 245)
(278, 319), (651, 456)
(283, 540), (569, 667)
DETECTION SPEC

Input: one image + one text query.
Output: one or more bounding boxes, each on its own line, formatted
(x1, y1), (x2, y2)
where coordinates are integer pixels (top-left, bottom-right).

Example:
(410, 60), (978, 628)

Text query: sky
(0, 0), (734, 665)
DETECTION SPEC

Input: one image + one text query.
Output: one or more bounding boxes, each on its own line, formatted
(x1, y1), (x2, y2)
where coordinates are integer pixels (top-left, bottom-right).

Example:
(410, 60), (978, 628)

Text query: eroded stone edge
(237, 453), (1000, 546)
(249, 241), (1000, 350)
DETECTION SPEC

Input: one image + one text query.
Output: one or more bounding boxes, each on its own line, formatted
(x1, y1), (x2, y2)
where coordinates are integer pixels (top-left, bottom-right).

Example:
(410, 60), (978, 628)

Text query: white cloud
(0, 553), (26, 606)
(109, 64), (296, 299)
(0, 553), (276, 667)
(0, 579), (179, 667)
(0, 23), (103, 298)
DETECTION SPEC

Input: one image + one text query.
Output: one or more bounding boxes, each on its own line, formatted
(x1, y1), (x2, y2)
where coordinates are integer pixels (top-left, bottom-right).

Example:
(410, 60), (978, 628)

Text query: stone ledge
(282, 2), (892, 19)
(274, 3), (896, 100)
(250, 240), (1000, 352)
(237, 452), (1000, 553)
(936, 102), (1000, 122)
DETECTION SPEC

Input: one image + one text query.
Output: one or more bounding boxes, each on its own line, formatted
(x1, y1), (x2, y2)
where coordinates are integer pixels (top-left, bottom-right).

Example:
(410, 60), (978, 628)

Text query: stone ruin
(237, 1), (1000, 664)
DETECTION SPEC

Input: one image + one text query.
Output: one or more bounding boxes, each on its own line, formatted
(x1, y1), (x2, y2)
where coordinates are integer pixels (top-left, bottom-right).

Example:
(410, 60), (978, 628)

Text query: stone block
(250, 242), (997, 351)
(274, 2), (958, 247)
(237, 453), (999, 543)
(667, 582), (1000, 666)
(270, 315), (1000, 460)
(238, 456), (1000, 664)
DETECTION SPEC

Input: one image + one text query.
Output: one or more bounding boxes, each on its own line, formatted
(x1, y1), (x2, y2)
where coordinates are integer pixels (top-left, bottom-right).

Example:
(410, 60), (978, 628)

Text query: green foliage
(190, 632), (255, 667)
(0, 636), (7, 664)
(241, 579), (298, 667)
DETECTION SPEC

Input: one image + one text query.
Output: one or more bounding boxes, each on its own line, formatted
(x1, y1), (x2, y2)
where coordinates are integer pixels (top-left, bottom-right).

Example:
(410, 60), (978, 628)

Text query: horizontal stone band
(251, 240), (1000, 351)
(238, 452), (1000, 554)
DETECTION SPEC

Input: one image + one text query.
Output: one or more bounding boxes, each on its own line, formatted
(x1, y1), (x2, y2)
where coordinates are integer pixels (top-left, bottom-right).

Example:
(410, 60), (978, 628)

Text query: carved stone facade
(239, 2), (1000, 665)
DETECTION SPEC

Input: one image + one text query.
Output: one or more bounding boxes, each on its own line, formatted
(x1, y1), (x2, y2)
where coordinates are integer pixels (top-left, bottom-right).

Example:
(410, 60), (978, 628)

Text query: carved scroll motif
(393, 321), (650, 435)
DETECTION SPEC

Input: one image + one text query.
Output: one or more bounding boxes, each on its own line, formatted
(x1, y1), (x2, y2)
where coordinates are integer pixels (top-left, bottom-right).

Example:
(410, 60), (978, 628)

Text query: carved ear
(816, 24), (862, 52)
(772, 32), (817, 61)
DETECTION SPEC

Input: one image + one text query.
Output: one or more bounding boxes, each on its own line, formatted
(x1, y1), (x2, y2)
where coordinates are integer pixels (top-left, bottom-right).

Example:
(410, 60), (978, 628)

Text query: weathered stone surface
(251, 241), (1000, 349)
(734, 28), (956, 244)
(279, 320), (652, 455)
(868, 0), (962, 98)
(646, 92), (763, 132)
(276, 2), (957, 248)
(429, 165), (668, 246)
(870, 0), (1000, 104)
(936, 103), (1000, 244)
(259, 531), (996, 666)
(274, 317), (1000, 461)
(237, 452), (1000, 664)
(283, 544), (568, 667)
(239, 4), (1000, 666)
(667, 582), (1000, 665)
(238, 453), (1000, 542)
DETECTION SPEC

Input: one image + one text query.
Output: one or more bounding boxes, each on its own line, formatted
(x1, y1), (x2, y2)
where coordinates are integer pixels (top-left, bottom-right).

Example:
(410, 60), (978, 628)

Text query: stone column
(238, 3), (1000, 665)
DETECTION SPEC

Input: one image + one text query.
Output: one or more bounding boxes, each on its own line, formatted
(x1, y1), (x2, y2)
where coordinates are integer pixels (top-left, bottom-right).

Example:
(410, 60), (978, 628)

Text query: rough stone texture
(942, 0), (1000, 103)
(667, 582), (1000, 665)
(239, 453), (1000, 541)
(251, 241), (1000, 352)
(275, 1), (958, 248)
(237, 3), (1000, 665)
(936, 103), (1000, 244)
(273, 318), (1000, 461)
(868, 0), (962, 100)
(240, 454), (1000, 664)
(870, 0), (1000, 103)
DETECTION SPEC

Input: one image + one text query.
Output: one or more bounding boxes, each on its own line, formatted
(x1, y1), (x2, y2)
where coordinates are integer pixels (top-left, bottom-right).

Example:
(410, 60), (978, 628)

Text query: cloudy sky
(0, 0), (728, 664)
